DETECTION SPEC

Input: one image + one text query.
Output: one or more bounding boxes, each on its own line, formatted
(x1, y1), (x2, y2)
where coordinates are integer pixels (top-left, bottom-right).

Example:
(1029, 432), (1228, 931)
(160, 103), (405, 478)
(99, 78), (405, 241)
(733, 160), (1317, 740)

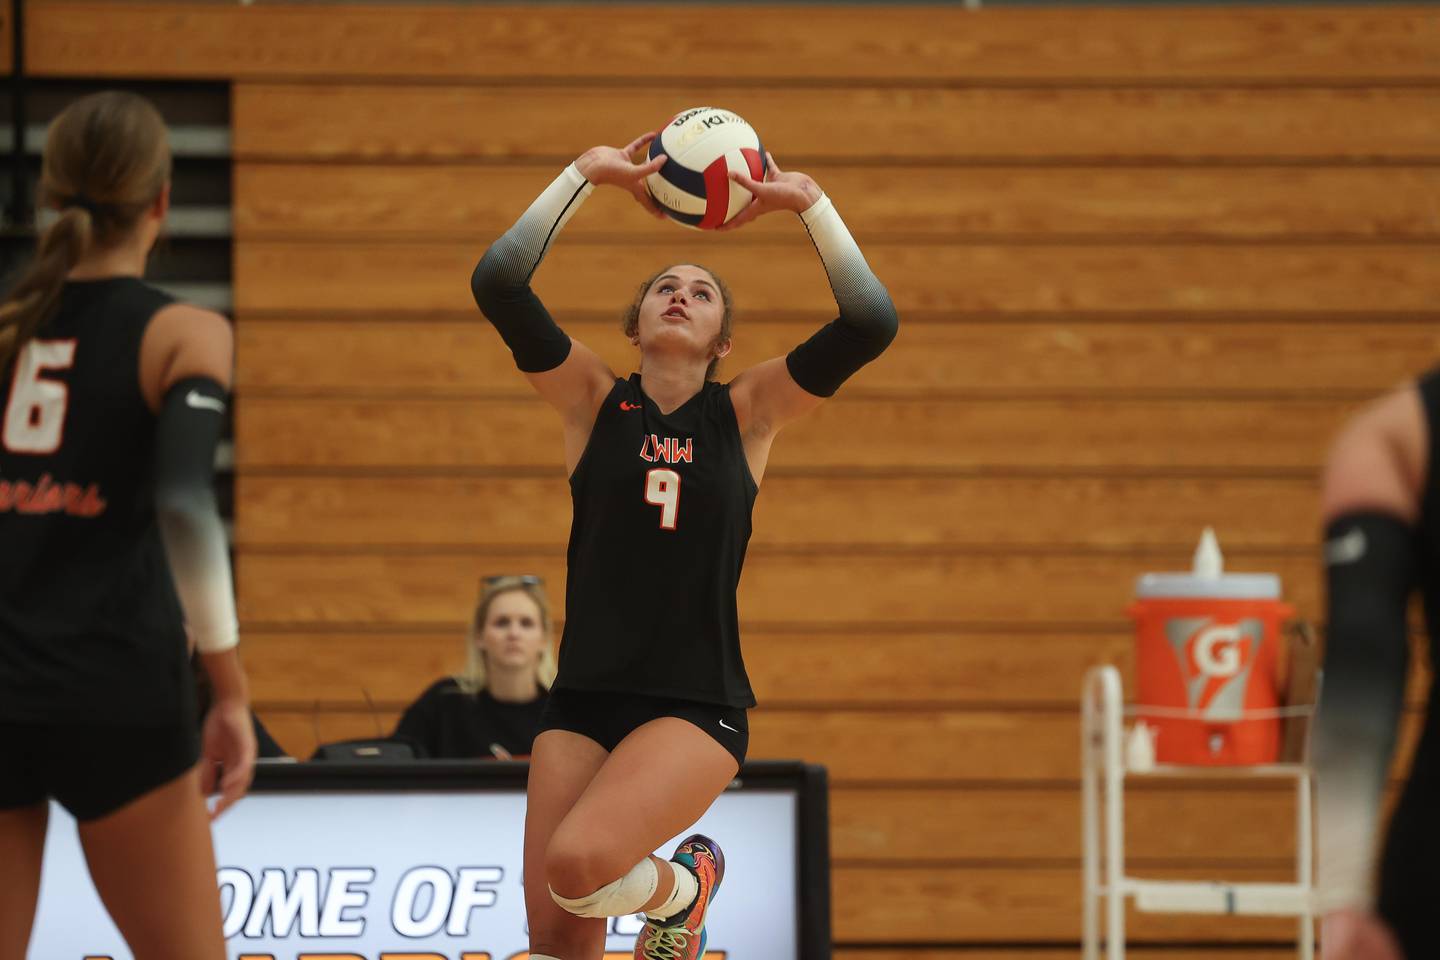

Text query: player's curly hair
(622, 264), (734, 381)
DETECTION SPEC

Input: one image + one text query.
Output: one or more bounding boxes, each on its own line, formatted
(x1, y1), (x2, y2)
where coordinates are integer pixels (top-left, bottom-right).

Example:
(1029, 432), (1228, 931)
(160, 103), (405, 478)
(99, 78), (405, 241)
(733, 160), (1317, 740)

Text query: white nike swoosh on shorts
(718, 719), (739, 733)
(185, 390), (227, 414)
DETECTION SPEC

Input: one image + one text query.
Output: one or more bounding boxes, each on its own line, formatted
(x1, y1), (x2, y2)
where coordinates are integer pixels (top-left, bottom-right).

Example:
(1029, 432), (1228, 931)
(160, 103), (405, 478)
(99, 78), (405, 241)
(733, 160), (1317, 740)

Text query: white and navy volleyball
(645, 107), (767, 230)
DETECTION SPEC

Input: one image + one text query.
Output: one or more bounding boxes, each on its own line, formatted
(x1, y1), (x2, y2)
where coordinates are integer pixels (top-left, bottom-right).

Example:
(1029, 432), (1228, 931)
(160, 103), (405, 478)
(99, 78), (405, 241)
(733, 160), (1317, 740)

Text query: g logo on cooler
(1192, 624), (1245, 678)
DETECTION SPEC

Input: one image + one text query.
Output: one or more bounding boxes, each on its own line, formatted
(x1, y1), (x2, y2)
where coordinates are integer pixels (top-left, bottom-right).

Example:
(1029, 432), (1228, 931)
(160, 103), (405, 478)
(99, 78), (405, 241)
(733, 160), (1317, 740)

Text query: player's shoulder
(1323, 380), (1428, 518)
(149, 302), (232, 340)
(145, 302), (233, 362)
(139, 302), (235, 400)
(1344, 380), (1425, 447)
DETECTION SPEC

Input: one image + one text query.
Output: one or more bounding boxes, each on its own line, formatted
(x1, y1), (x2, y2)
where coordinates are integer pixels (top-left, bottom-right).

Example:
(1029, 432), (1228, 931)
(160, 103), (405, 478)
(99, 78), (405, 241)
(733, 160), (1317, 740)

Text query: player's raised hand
(575, 133), (668, 220)
(717, 153), (823, 232)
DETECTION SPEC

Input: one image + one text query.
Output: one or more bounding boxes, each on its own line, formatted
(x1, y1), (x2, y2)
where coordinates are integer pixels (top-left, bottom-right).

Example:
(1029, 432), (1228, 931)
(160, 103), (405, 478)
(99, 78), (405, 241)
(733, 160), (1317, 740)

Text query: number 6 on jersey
(645, 468), (681, 531)
(4, 340), (77, 454)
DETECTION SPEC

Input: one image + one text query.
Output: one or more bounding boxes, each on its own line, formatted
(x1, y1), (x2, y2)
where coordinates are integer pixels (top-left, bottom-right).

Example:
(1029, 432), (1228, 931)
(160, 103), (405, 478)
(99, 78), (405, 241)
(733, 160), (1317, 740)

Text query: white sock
(645, 859), (698, 922)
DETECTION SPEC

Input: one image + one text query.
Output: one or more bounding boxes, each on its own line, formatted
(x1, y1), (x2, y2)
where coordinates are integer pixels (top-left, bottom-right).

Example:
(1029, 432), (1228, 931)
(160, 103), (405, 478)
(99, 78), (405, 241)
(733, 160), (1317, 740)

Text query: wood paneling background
(0, 5), (11, 76)
(30, 1), (1440, 954)
(29, 4), (1439, 82)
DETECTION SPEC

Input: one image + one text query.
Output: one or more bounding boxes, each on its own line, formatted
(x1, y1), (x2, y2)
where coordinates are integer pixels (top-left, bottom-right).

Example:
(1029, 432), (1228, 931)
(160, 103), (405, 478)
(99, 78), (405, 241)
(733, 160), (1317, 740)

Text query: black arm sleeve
(470, 164), (593, 373)
(1313, 510), (1416, 911)
(785, 195), (899, 398)
(154, 376), (238, 654)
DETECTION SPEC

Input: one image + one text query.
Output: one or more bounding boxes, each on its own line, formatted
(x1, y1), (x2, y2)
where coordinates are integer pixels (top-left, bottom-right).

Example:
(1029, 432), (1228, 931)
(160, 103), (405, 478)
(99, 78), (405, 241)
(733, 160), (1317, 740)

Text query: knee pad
(550, 858), (659, 918)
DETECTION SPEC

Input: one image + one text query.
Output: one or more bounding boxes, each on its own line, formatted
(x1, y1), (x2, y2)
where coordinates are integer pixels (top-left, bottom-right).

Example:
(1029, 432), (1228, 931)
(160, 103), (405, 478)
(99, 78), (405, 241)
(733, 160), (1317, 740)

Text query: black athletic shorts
(0, 721), (201, 821)
(538, 688), (748, 769)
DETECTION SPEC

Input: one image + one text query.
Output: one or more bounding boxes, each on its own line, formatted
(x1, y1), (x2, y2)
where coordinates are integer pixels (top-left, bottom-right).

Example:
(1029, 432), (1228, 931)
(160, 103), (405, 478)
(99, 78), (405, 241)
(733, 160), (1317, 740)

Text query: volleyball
(645, 107), (768, 230)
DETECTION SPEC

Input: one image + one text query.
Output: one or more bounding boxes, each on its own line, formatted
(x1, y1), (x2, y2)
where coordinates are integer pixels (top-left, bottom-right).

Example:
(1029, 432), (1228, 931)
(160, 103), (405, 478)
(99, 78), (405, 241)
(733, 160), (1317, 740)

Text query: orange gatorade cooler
(1129, 529), (1293, 766)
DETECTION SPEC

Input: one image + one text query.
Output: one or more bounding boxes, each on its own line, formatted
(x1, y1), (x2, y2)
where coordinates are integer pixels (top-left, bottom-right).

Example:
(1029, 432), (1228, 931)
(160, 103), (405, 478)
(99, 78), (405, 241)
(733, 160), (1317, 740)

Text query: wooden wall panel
(30, 4), (1438, 81)
(235, 473), (1322, 550)
(255, 703), (1420, 786)
(832, 866), (1303, 942)
(831, 786), (1306, 863)
(234, 241), (1440, 316)
(243, 630), (1430, 711)
(777, 702), (1123, 782)
(235, 397), (1353, 472)
(235, 163), (1440, 242)
(757, 710), (1418, 785)
(0, 5), (10, 76)
(246, 631), (469, 707)
(237, 319), (1440, 400)
(246, 631), (1135, 710)
(235, 551), (1326, 628)
(837, 779), (1399, 866)
(232, 85), (1440, 162)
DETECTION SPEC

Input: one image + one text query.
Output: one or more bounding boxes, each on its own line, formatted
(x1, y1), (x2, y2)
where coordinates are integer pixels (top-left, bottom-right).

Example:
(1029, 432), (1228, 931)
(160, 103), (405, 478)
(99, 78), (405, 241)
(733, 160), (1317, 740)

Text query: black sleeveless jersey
(0, 277), (195, 726)
(1379, 367), (1440, 925)
(557, 373), (759, 708)
(1411, 370), (1440, 757)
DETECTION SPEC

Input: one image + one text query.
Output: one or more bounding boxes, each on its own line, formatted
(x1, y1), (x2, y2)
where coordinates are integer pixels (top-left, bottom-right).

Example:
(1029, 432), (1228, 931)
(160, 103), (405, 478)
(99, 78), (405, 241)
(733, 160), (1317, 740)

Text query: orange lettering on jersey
(0, 474), (107, 517)
(638, 434), (694, 465)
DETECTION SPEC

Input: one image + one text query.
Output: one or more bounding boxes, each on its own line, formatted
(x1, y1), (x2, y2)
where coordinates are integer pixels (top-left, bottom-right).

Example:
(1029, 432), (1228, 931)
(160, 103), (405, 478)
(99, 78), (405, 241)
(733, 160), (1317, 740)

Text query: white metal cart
(1080, 665), (1315, 960)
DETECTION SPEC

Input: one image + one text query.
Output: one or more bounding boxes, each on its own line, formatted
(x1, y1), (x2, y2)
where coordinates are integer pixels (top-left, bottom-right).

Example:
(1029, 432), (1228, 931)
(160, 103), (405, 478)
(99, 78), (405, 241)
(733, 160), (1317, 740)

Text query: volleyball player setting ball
(471, 106), (897, 960)
(0, 92), (253, 959)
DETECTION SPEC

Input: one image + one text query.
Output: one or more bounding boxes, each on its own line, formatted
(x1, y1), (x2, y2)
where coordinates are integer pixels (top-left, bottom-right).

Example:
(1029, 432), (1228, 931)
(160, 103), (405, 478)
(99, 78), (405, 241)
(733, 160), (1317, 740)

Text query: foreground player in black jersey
(0, 92), (254, 959)
(472, 133), (897, 960)
(1313, 372), (1440, 960)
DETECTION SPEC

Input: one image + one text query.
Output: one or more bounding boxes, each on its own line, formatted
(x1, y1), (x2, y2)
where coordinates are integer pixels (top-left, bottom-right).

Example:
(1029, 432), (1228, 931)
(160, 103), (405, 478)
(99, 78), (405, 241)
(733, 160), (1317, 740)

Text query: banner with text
(30, 785), (799, 960)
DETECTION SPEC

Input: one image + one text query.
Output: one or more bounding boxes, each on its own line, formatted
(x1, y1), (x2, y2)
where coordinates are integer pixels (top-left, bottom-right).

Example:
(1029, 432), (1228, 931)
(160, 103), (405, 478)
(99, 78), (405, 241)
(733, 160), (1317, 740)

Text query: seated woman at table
(393, 576), (555, 759)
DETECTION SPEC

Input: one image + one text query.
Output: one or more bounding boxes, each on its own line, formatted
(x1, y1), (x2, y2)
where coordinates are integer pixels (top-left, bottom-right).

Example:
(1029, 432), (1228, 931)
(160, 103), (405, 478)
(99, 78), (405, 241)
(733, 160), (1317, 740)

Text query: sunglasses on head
(481, 575), (543, 588)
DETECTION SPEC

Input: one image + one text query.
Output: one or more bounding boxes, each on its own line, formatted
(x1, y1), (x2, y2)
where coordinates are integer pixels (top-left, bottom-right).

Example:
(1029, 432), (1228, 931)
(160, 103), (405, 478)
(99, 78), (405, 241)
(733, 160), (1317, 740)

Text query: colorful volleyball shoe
(634, 834), (725, 960)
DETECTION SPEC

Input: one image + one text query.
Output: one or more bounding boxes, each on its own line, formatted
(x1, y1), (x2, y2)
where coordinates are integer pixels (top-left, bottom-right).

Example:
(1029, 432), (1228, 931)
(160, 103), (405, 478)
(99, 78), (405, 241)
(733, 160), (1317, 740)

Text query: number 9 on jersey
(645, 468), (681, 531)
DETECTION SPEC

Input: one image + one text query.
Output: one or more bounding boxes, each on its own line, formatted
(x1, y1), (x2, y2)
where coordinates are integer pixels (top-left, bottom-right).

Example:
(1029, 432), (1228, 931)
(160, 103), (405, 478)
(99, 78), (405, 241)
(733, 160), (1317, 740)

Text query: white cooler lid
(1135, 572), (1282, 600)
